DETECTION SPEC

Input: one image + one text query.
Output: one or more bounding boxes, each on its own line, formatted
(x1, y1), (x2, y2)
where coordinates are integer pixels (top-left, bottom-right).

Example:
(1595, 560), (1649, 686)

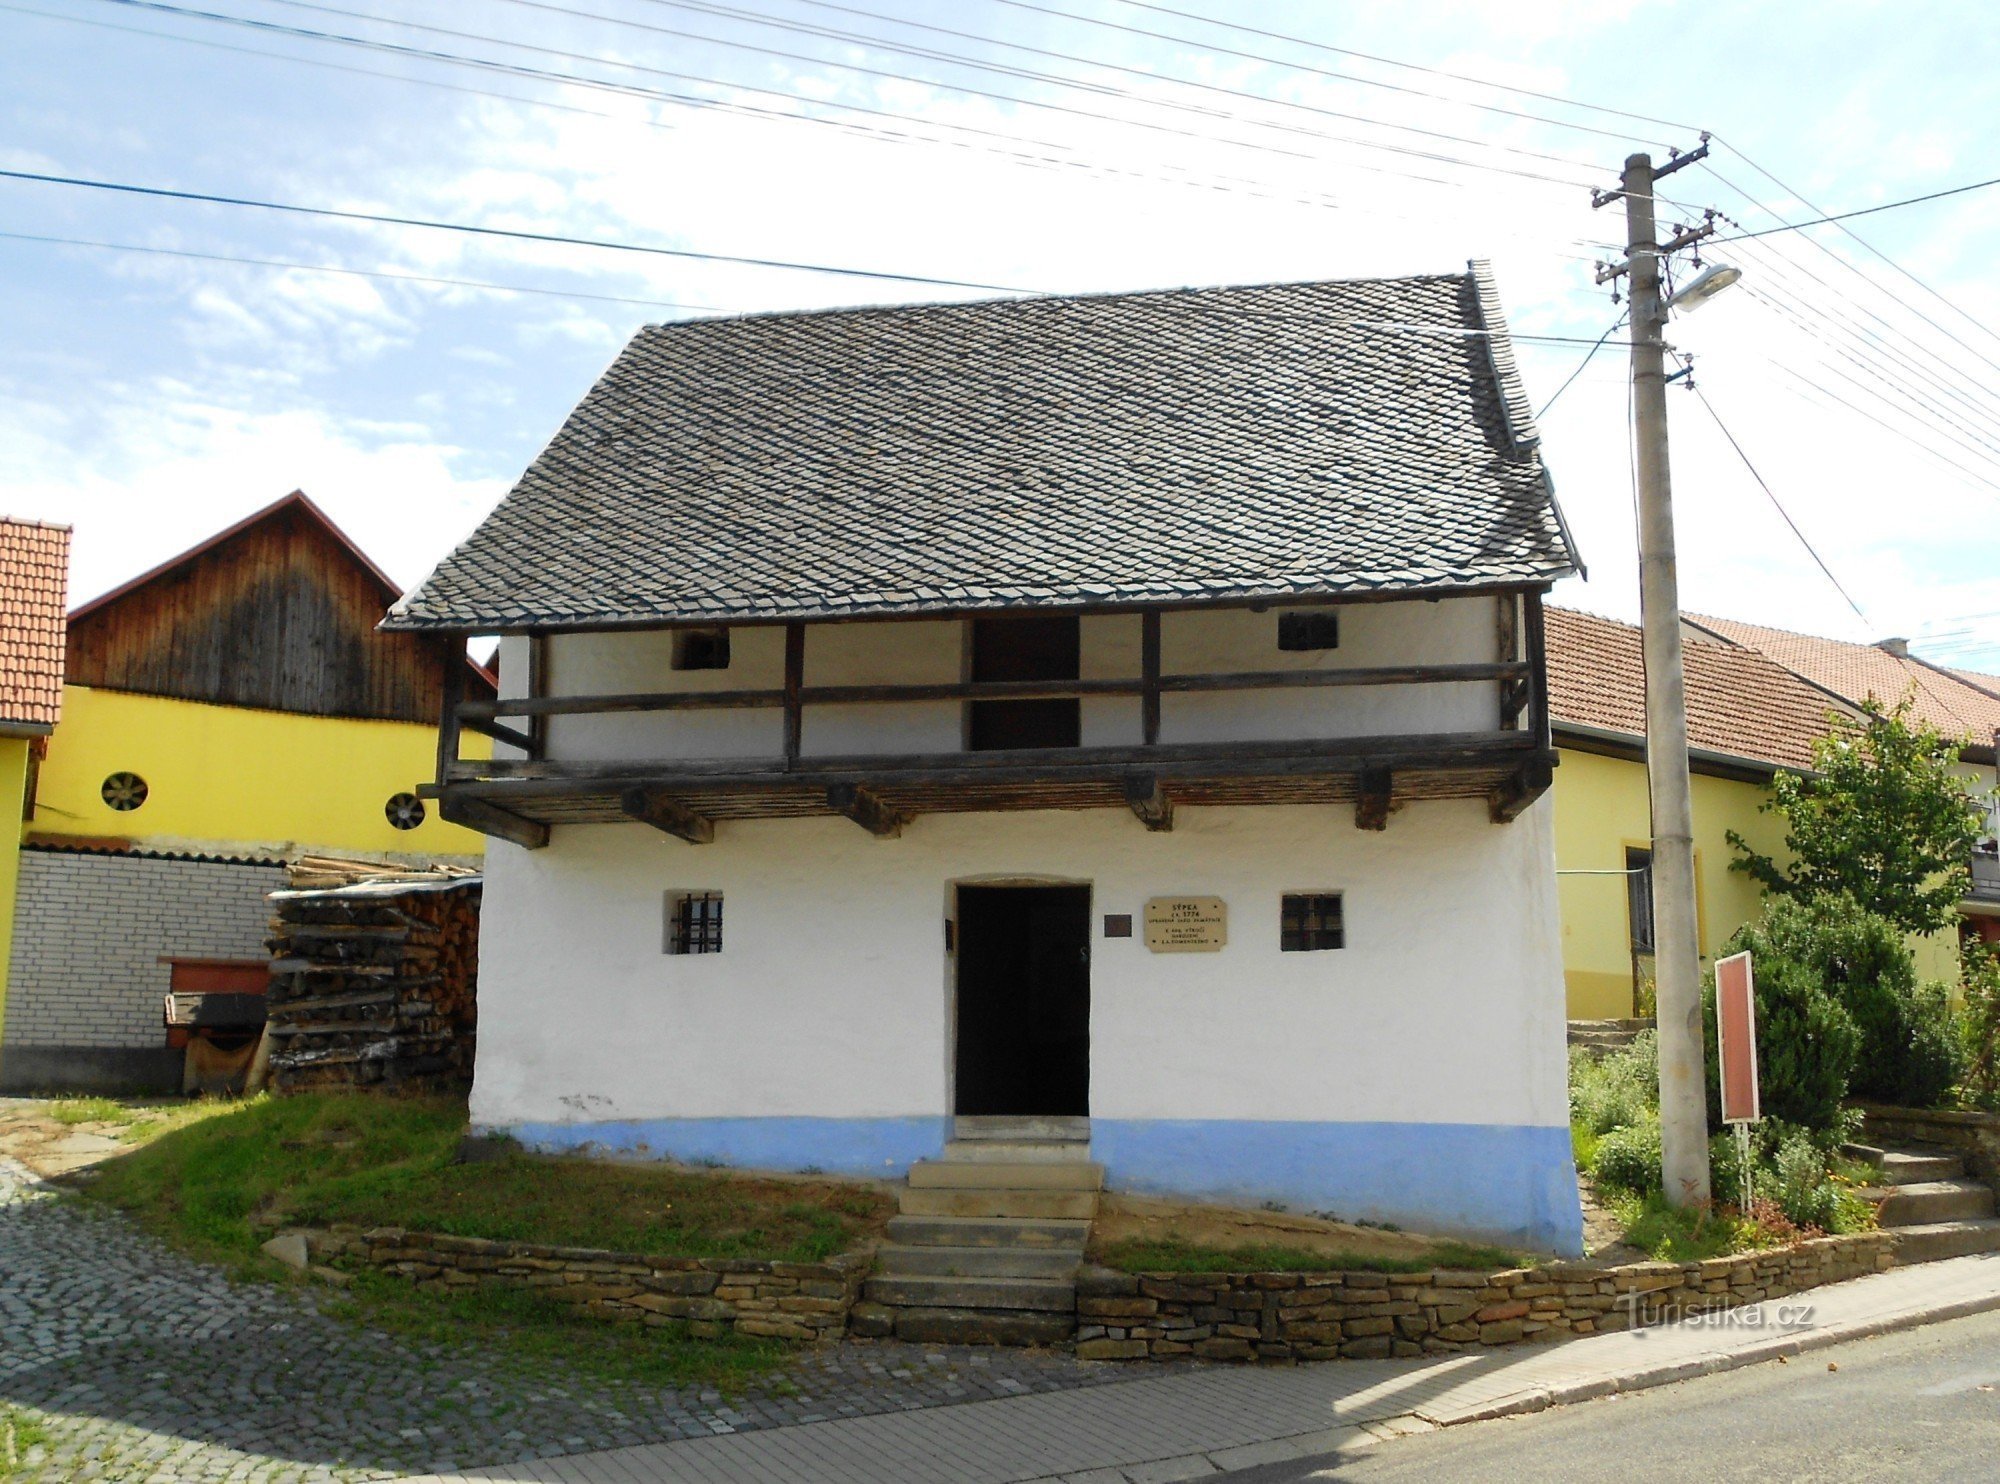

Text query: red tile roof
(1546, 606), (1848, 773)
(0, 519), (70, 729)
(1687, 614), (2000, 746)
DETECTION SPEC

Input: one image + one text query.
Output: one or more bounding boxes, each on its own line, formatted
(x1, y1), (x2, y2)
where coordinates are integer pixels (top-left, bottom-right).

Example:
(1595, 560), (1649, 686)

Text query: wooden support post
(528, 634), (550, 760)
(437, 793), (549, 849)
(1123, 772), (1173, 831)
(1355, 768), (1393, 831)
(827, 782), (907, 838)
(783, 622), (806, 765)
(1497, 593), (1529, 729)
(1524, 590), (1552, 752)
(1141, 609), (1162, 746)
(435, 636), (465, 785)
(620, 787), (715, 844)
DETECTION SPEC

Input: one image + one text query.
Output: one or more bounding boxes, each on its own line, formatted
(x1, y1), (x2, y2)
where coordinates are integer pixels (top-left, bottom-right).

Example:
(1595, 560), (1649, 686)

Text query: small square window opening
(673, 627), (731, 670)
(1281, 892), (1344, 952)
(1277, 611), (1340, 651)
(666, 891), (725, 954)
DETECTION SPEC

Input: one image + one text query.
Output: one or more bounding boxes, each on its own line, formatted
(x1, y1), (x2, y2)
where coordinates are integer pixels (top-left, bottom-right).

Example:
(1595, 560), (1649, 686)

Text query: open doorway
(954, 884), (1091, 1116)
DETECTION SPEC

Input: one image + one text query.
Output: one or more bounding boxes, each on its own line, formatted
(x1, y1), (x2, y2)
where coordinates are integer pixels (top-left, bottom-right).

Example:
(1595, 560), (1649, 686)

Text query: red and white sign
(1715, 951), (1761, 1125)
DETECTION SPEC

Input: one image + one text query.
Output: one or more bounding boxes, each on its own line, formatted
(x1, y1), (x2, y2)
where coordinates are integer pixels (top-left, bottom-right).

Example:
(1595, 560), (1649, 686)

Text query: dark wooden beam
(458, 715), (537, 752)
(1489, 757), (1555, 824)
(437, 792), (549, 849)
(527, 633), (549, 758)
(827, 782), (907, 837)
(1524, 590), (1553, 753)
(460, 662), (1532, 720)
(1141, 610), (1162, 746)
(1355, 768), (1394, 831)
(434, 636), (465, 785)
(783, 622), (805, 764)
(620, 787), (715, 844)
(1123, 773), (1173, 831)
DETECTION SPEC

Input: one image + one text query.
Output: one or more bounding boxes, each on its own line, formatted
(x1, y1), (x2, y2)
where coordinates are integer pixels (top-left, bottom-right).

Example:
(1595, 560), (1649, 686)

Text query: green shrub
(1568, 1031), (1660, 1136)
(1706, 1120), (1875, 1236)
(1703, 944), (1859, 1140)
(1590, 1115), (1662, 1194)
(1959, 942), (2000, 1111)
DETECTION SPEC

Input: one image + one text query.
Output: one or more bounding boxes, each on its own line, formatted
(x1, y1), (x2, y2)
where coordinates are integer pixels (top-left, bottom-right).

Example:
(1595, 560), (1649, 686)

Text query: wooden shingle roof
(0, 518), (70, 730)
(387, 264), (1579, 631)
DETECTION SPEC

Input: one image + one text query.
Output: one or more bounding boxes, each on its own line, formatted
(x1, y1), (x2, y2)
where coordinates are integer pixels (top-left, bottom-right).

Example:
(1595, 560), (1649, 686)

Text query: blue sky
(4, 0), (1998, 670)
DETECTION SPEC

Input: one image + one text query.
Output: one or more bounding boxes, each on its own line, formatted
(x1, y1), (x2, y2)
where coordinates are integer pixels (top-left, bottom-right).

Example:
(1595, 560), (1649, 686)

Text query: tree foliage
(1729, 697), (1985, 936)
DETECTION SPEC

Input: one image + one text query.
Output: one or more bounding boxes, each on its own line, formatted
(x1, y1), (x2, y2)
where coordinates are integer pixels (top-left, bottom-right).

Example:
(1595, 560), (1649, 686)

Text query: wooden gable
(65, 491), (493, 724)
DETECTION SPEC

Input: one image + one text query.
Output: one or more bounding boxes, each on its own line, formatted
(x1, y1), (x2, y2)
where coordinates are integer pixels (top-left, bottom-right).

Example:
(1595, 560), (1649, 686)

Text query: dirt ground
(0, 1097), (135, 1177)
(1089, 1190), (1479, 1262)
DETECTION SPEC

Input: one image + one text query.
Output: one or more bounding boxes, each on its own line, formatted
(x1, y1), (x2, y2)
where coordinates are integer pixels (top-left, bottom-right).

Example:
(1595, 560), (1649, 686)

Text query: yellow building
(1, 492), (490, 1092)
(1547, 608), (1994, 1020)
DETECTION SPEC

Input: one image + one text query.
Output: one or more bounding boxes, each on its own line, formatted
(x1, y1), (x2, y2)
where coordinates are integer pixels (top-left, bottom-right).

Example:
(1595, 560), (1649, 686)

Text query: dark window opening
(1626, 847), (1655, 954)
(1280, 892), (1344, 952)
(1278, 611), (1340, 651)
(673, 627), (731, 671)
(666, 891), (725, 954)
(969, 614), (1080, 750)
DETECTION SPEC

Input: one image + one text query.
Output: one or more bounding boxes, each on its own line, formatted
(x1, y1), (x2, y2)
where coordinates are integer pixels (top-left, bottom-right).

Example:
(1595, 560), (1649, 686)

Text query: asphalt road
(1221, 1308), (2000, 1483)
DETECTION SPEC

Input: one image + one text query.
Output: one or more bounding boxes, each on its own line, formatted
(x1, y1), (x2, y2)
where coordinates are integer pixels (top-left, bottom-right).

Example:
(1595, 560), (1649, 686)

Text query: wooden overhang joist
(1355, 768), (1394, 831)
(437, 793), (549, 850)
(827, 782), (908, 837)
(1488, 756), (1555, 825)
(620, 787), (716, 844)
(1123, 773), (1173, 832)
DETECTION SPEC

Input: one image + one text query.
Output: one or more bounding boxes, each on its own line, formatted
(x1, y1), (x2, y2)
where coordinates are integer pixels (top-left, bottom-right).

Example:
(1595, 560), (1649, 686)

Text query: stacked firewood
(264, 878), (481, 1094)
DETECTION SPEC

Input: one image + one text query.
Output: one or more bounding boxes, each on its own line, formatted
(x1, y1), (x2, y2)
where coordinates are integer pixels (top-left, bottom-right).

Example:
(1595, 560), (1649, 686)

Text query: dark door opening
(969, 614), (1080, 750)
(954, 885), (1090, 1116)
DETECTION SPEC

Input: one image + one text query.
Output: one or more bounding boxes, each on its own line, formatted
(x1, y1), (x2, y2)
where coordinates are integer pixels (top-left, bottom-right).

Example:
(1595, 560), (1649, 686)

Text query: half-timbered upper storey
(386, 264), (1581, 847)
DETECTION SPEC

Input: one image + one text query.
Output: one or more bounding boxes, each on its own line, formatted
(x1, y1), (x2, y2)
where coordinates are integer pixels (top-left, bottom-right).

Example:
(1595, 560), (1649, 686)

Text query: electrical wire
(1767, 359), (2000, 496)
(1679, 366), (1871, 624)
(1704, 174), (2000, 244)
(999, 0), (1692, 140)
(0, 229), (733, 314)
(0, 168), (1034, 292)
(1536, 311), (1628, 417)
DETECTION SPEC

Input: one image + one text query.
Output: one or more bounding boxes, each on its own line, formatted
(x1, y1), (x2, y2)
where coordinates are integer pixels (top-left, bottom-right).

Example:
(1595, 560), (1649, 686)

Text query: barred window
(1277, 611), (1340, 651)
(666, 891), (724, 955)
(1280, 892), (1344, 952)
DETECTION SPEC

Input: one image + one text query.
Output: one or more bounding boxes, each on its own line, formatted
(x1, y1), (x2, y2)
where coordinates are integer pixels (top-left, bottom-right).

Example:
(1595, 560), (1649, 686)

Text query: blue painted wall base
(493, 1114), (1584, 1257)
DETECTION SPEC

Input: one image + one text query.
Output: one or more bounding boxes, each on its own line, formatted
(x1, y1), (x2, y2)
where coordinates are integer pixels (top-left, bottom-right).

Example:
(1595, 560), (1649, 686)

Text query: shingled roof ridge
(634, 268), (1481, 337)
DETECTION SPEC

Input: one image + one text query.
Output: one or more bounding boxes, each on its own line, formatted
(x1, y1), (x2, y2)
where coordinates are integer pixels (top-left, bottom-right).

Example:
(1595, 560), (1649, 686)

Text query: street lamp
(1666, 263), (1744, 314)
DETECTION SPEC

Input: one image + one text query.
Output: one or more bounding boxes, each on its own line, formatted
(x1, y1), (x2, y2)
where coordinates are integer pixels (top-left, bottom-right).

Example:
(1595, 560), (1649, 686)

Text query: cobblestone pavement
(0, 1156), (1161, 1482)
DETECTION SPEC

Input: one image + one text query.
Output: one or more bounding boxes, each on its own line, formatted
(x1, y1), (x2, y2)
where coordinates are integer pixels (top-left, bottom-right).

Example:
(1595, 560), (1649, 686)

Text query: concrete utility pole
(1622, 151), (1711, 1207)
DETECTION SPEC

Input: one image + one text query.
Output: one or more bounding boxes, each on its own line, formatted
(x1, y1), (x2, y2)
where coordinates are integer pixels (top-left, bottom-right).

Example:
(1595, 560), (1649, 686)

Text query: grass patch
(1570, 1118), (1600, 1173)
(88, 1093), (892, 1269)
(1, 1408), (50, 1478)
(321, 1269), (791, 1390)
(1095, 1237), (1523, 1274)
(1614, 1192), (1770, 1262)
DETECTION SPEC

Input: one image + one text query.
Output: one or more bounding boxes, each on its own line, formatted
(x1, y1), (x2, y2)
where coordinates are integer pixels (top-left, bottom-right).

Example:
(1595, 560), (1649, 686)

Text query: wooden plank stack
(264, 876), (481, 1094)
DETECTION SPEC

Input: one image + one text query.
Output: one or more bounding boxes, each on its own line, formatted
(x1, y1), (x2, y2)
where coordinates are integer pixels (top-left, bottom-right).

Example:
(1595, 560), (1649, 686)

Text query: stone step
(908, 1159), (1104, 1191)
(1890, 1218), (2000, 1264)
(1862, 1148), (1967, 1185)
(888, 1306), (1076, 1347)
(864, 1274), (1078, 1314)
(1867, 1179), (1996, 1227)
(876, 1243), (1084, 1279)
(952, 1115), (1090, 1143)
(899, 1186), (1100, 1221)
(886, 1214), (1092, 1249)
(941, 1139), (1094, 1164)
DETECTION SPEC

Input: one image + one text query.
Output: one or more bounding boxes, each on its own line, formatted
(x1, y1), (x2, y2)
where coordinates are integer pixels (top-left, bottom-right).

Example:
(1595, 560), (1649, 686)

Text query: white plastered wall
(469, 793), (1570, 1137)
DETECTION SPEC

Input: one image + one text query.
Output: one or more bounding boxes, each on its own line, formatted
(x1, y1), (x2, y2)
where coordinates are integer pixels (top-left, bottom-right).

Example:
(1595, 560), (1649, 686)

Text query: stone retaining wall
(1074, 1232), (1895, 1363)
(302, 1226), (868, 1343)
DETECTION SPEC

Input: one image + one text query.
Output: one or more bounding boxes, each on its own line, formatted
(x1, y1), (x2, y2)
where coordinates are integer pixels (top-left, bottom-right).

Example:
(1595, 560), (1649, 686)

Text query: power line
(0, 229), (730, 314)
(997, 0), (1690, 141)
(1705, 173), (2000, 243)
(1535, 311), (1628, 417)
(1679, 367), (1870, 624)
(1767, 359), (2000, 497)
(627, 0), (1607, 177)
(0, 167), (1034, 292)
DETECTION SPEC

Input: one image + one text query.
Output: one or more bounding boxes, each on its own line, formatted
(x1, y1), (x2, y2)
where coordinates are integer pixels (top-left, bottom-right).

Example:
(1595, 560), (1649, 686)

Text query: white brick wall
(3, 849), (287, 1050)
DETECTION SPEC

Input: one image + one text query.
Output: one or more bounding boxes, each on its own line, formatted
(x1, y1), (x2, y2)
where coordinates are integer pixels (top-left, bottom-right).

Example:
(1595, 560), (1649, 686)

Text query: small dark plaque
(1103, 914), (1133, 938)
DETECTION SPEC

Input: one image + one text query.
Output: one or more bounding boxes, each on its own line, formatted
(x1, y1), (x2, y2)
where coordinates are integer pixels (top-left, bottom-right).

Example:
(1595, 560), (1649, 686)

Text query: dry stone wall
(303, 1226), (868, 1342)
(1073, 1232), (1894, 1362)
